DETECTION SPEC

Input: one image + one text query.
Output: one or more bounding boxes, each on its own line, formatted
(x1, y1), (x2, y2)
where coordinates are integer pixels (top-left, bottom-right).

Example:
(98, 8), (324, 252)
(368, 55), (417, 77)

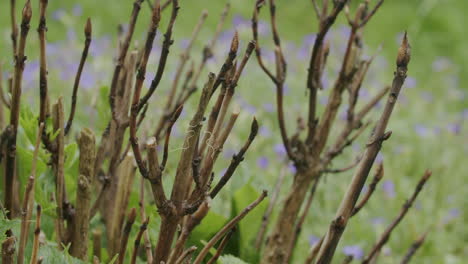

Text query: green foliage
(38, 244), (86, 264)
(218, 254), (249, 264)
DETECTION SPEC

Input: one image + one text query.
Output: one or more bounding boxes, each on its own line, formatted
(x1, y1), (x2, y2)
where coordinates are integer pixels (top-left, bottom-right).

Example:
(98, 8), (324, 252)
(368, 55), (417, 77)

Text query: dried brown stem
(109, 0), (144, 119)
(362, 170), (431, 264)
(2, 237), (15, 264)
(315, 33), (411, 264)
(0, 64), (11, 109)
(70, 128), (96, 259)
(52, 97), (66, 246)
(65, 18), (92, 135)
(37, 0), (49, 126)
(351, 163), (384, 216)
(255, 163), (287, 249)
(193, 190), (268, 264)
(5, 0), (32, 220)
(206, 228), (236, 264)
(10, 0), (18, 58)
(30, 205), (42, 264)
(18, 123), (44, 264)
(153, 73), (215, 264)
(175, 246), (197, 264)
(118, 208), (137, 264)
(190, 3), (230, 90)
(210, 117), (258, 198)
(401, 231), (429, 264)
(162, 105), (183, 170)
(130, 218), (149, 264)
(138, 178), (154, 263)
(92, 230), (102, 261)
(129, 2), (161, 179)
(138, 0), (180, 112)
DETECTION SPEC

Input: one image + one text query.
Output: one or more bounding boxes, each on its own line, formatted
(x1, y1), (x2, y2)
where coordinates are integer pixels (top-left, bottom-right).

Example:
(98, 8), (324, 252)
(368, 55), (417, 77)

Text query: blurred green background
(1, 0), (466, 263)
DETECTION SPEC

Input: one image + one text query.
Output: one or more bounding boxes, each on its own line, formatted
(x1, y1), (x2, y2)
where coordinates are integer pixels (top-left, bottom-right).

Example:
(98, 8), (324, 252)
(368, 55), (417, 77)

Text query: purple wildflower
(414, 124), (430, 137)
(405, 76), (417, 88)
(308, 235), (320, 246)
(262, 103), (275, 113)
(382, 180), (396, 198)
(446, 123), (461, 135)
(72, 4), (83, 16)
(274, 144), (286, 158)
(343, 245), (364, 260)
(257, 157), (269, 169)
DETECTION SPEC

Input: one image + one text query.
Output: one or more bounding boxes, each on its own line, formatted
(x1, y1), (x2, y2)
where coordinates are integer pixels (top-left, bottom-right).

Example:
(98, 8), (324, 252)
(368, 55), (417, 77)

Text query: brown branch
(210, 117), (259, 198)
(138, 0), (180, 112)
(70, 128), (96, 259)
(5, 0), (32, 220)
(162, 105), (183, 170)
(401, 231), (429, 264)
(165, 10), (207, 114)
(351, 163), (384, 216)
(92, 230), (102, 261)
(37, 0), (49, 126)
(138, 178), (153, 263)
(323, 157), (361, 174)
(190, 3), (230, 90)
(315, 33), (411, 264)
(118, 208), (137, 264)
(30, 205), (42, 264)
(343, 255), (354, 264)
(153, 73), (215, 264)
(129, 2), (161, 179)
(206, 228), (236, 264)
(65, 18), (92, 135)
(175, 246), (197, 264)
(304, 237), (324, 264)
(286, 177), (321, 261)
(10, 0), (18, 58)
(109, 0), (144, 120)
(18, 123), (43, 264)
(359, 0), (385, 28)
(1, 237), (15, 264)
(362, 170), (431, 264)
(52, 97), (66, 246)
(193, 190), (268, 264)
(130, 217), (149, 264)
(255, 163), (287, 249)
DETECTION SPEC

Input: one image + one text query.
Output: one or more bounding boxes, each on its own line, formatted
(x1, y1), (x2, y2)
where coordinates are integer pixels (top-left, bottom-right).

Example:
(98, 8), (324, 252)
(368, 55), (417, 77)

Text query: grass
(0, 0), (466, 263)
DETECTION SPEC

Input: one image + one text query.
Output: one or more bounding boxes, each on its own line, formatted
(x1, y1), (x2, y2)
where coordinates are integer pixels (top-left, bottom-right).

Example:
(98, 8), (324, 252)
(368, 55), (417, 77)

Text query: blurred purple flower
(343, 245), (364, 260)
(371, 217), (385, 226)
(274, 144), (286, 157)
(52, 9), (66, 21)
(443, 208), (460, 224)
(414, 124), (430, 137)
(382, 180), (395, 198)
(257, 156), (269, 169)
(376, 152), (384, 163)
(420, 91), (433, 102)
(232, 15), (248, 28)
(262, 103), (275, 113)
(462, 109), (468, 119)
(446, 123), (461, 135)
(72, 4), (83, 16)
(308, 235), (320, 246)
(80, 71), (96, 90)
(257, 20), (270, 36)
(432, 57), (452, 72)
(405, 76), (417, 88)
(179, 38), (190, 49)
(288, 163), (297, 174)
(259, 126), (271, 137)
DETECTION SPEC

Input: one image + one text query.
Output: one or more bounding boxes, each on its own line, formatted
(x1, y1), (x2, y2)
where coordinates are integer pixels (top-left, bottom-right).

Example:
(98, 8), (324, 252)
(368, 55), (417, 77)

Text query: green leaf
(38, 244), (86, 264)
(218, 254), (249, 264)
(231, 184), (269, 262)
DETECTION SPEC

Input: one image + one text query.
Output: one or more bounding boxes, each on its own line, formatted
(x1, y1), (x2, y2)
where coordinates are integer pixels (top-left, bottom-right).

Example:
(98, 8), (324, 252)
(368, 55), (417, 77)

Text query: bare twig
(351, 163), (384, 216)
(18, 123), (44, 264)
(30, 205), (42, 264)
(362, 170), (431, 264)
(316, 33), (412, 264)
(10, 0), (18, 58)
(193, 191), (267, 264)
(401, 231), (429, 264)
(175, 246), (197, 264)
(118, 208), (137, 264)
(37, 0), (49, 126)
(206, 228), (236, 264)
(70, 128), (96, 259)
(5, 0), (32, 220)
(65, 18), (92, 135)
(130, 218), (149, 264)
